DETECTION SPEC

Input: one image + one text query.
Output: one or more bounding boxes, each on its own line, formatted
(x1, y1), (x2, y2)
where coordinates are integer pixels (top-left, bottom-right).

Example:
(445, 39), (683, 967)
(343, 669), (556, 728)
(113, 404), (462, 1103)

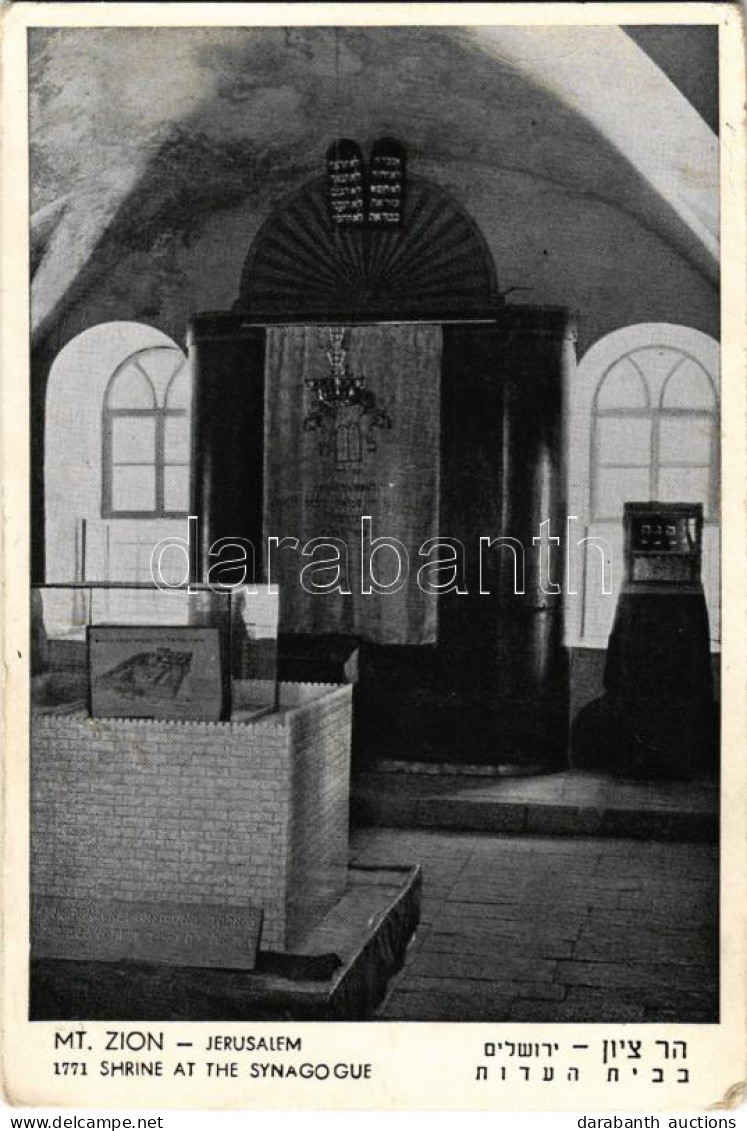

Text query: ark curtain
(264, 323), (442, 644)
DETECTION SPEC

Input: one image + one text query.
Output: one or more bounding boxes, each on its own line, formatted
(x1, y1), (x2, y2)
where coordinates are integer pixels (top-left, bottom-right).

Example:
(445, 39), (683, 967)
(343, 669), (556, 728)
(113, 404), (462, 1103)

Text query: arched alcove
(235, 175), (500, 320)
(566, 323), (720, 649)
(44, 321), (190, 584)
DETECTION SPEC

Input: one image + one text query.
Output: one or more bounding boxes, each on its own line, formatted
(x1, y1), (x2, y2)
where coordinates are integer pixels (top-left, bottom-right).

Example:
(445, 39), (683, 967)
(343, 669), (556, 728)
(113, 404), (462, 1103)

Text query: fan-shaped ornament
(236, 175), (500, 321)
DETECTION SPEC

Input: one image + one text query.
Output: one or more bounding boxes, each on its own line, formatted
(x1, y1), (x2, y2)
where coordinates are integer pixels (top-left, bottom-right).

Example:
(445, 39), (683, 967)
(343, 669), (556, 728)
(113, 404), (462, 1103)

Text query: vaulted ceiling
(29, 24), (718, 341)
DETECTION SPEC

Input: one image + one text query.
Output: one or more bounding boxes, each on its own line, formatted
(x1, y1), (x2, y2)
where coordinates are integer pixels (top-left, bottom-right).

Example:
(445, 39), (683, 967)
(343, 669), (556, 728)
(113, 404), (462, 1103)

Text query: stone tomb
(31, 681), (353, 954)
(29, 680), (423, 1018)
(32, 896), (263, 970)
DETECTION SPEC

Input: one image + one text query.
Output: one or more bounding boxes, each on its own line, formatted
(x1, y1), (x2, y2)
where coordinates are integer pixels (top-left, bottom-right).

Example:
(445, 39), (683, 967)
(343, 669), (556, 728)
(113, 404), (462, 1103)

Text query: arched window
(102, 346), (190, 517)
(568, 324), (720, 650)
(591, 347), (718, 521)
(44, 323), (191, 586)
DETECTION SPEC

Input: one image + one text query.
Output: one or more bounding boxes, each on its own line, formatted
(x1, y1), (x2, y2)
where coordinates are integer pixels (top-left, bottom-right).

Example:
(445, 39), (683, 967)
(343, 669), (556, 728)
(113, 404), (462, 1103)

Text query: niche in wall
(44, 321), (190, 586)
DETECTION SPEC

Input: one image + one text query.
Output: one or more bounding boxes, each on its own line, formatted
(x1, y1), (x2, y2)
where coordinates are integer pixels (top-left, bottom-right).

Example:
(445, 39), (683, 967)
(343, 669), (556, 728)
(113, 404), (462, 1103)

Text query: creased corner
(708, 1080), (747, 1110)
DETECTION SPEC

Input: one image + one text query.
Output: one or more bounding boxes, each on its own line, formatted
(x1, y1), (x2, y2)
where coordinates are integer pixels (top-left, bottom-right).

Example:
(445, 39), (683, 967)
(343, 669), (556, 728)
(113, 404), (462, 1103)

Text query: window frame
(590, 347), (718, 523)
(567, 324), (720, 651)
(101, 348), (190, 520)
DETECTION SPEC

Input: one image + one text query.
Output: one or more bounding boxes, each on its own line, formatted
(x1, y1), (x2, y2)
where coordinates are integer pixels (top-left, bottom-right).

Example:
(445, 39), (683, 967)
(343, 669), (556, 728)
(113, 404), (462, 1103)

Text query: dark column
(188, 313), (266, 587)
(437, 309), (574, 770)
(357, 310), (574, 771)
(489, 307), (573, 769)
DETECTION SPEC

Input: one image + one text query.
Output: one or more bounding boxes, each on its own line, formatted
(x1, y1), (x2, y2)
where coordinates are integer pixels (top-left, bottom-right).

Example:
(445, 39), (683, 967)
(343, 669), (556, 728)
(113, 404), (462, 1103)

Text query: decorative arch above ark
(236, 175), (500, 321)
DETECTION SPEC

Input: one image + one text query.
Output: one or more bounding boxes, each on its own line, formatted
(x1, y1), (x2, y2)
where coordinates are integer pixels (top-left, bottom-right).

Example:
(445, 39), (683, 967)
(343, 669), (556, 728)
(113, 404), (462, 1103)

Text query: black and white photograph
(3, 1), (746, 1113)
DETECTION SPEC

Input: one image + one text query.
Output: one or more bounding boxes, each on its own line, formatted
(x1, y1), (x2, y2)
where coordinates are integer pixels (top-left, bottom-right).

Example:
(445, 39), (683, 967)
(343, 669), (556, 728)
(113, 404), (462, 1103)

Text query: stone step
(352, 770), (718, 842)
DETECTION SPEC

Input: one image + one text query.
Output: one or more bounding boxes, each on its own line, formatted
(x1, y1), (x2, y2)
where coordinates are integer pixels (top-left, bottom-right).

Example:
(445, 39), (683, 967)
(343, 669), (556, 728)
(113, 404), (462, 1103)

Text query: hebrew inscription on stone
(31, 896), (263, 970)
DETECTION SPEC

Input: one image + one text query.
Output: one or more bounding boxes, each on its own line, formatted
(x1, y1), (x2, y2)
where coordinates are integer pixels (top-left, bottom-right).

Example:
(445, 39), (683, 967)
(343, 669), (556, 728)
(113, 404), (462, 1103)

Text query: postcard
(2, 1), (745, 1113)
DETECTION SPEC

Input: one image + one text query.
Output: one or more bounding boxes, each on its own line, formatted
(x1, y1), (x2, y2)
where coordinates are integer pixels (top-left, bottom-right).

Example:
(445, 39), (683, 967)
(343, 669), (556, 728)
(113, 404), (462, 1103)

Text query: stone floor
(348, 827), (719, 1023)
(352, 769), (718, 841)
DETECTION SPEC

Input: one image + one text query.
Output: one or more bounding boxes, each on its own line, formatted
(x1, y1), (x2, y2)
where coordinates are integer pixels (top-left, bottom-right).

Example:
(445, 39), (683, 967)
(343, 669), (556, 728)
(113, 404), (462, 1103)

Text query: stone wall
(284, 683), (353, 944)
(31, 682), (352, 951)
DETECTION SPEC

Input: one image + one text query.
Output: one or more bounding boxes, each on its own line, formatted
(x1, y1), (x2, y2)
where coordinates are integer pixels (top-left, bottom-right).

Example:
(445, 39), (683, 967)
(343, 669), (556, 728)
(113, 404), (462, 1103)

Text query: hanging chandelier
(305, 327), (368, 412)
(303, 328), (392, 457)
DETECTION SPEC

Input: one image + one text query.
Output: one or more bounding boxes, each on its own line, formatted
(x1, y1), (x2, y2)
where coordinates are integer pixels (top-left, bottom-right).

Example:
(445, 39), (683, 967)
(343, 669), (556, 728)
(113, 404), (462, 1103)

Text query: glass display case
(31, 583), (279, 721)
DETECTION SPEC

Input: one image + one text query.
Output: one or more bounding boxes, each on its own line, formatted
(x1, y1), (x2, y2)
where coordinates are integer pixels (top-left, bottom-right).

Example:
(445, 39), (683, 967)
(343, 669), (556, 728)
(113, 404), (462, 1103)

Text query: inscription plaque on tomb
(88, 625), (224, 720)
(31, 896), (264, 970)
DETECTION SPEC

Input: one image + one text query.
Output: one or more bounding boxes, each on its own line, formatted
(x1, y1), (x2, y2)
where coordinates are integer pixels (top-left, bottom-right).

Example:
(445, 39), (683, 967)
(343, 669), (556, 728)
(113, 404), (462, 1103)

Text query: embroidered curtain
(264, 323), (442, 644)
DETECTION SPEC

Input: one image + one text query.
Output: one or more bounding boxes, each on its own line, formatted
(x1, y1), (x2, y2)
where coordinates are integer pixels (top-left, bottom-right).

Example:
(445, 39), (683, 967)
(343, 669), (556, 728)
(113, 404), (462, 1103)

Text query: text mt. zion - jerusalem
(205, 1036), (301, 1052)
